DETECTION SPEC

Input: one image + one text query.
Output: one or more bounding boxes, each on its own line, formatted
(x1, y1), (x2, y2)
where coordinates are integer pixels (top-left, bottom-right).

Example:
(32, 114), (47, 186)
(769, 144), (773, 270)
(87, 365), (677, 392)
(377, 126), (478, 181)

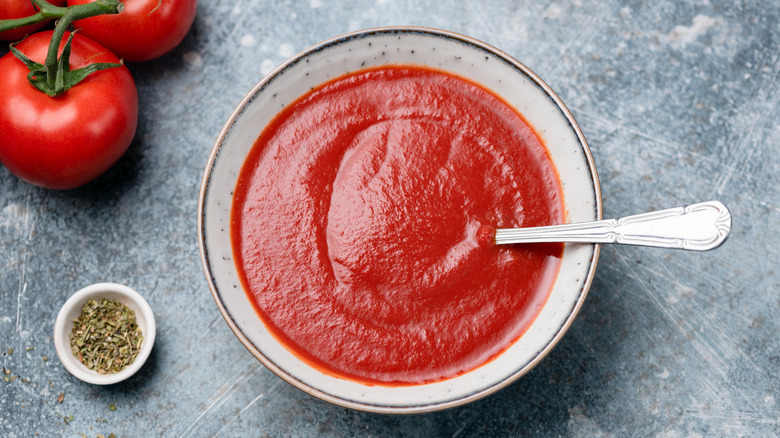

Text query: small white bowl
(199, 26), (601, 413)
(54, 282), (156, 385)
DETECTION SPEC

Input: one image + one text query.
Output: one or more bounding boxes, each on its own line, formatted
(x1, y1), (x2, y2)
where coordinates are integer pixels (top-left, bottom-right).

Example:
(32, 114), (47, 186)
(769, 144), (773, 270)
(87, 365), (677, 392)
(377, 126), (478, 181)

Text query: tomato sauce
(231, 66), (564, 385)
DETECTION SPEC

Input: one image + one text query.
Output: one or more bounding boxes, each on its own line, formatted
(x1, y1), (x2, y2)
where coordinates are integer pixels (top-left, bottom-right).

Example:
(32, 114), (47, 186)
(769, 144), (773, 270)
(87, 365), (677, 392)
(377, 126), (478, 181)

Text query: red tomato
(0, 31), (138, 190)
(67, 0), (197, 62)
(0, 0), (67, 42)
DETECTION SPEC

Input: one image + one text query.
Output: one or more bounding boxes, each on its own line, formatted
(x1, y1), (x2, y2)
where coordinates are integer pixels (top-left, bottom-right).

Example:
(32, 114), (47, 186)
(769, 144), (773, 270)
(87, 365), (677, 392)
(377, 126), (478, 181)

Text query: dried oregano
(70, 298), (143, 374)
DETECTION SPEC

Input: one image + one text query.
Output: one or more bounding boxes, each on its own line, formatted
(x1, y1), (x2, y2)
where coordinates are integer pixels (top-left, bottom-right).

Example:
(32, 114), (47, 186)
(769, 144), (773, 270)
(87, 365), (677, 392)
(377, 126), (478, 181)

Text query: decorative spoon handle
(494, 201), (731, 251)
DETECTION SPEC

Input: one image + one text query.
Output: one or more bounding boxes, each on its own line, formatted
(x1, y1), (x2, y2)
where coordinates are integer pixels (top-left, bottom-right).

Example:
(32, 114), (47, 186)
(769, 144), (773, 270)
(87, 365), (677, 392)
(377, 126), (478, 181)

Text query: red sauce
(231, 66), (564, 385)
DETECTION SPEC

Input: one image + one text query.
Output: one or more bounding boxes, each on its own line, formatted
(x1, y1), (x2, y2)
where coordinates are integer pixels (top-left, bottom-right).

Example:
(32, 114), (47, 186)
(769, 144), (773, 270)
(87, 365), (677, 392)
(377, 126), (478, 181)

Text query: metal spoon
(494, 201), (731, 251)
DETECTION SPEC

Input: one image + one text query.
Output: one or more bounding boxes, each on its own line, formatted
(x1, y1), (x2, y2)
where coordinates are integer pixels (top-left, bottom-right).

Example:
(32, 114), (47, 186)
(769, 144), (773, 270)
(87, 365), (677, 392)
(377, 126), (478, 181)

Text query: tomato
(67, 0), (197, 62)
(0, 31), (138, 190)
(0, 0), (67, 42)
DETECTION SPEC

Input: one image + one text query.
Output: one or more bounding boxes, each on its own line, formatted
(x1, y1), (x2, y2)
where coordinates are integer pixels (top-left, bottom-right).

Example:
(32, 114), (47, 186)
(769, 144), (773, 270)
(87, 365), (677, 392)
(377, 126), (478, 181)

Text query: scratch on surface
(710, 53), (780, 198)
(575, 109), (721, 167)
(177, 357), (267, 438)
(198, 315), (226, 341)
(226, 0), (250, 44)
(625, 252), (759, 368)
(615, 249), (689, 334)
(9, 380), (47, 406)
(213, 378), (284, 437)
(614, 250), (761, 412)
(15, 186), (35, 333)
(684, 407), (780, 435)
(229, 0), (243, 15)
(16, 280), (26, 333)
(710, 115), (761, 198)
(756, 198), (780, 213)
(686, 408), (780, 425)
(452, 423), (468, 438)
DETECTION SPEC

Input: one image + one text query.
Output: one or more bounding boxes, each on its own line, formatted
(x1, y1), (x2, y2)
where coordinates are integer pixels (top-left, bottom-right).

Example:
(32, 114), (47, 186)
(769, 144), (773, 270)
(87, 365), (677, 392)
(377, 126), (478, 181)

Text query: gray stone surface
(1, 0), (778, 436)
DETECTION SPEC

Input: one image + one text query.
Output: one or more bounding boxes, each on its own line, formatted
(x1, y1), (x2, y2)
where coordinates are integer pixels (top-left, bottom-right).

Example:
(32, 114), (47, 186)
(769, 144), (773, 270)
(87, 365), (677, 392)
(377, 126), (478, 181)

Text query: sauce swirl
(232, 66), (564, 384)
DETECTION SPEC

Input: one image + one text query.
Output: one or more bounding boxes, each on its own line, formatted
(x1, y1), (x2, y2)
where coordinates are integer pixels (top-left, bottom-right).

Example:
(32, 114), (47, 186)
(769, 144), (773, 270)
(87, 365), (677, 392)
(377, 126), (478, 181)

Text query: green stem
(0, 1), (68, 34)
(0, 14), (47, 33)
(43, 0), (124, 89)
(7, 0), (125, 96)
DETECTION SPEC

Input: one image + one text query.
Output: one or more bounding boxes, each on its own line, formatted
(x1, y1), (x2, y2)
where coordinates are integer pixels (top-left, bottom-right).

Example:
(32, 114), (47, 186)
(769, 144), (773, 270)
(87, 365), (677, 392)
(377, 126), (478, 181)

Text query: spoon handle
(494, 201), (731, 251)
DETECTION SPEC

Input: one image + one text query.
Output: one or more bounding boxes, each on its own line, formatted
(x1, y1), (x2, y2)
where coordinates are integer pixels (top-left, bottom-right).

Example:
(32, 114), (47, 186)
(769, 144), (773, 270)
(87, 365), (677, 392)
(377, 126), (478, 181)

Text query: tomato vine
(1, 0), (124, 95)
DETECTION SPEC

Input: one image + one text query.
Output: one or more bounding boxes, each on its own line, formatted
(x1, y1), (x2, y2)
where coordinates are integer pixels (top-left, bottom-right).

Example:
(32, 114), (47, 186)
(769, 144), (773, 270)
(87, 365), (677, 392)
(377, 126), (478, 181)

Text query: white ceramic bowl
(199, 26), (601, 413)
(54, 282), (156, 385)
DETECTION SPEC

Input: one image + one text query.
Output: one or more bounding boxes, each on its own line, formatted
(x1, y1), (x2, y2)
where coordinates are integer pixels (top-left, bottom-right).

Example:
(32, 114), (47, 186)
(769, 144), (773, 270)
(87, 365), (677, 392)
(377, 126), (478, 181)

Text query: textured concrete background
(1, 0), (778, 436)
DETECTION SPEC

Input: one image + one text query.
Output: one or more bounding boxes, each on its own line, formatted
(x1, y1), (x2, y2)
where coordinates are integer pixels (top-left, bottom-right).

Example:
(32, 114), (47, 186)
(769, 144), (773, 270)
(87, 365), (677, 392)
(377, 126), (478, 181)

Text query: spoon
(494, 200), (731, 251)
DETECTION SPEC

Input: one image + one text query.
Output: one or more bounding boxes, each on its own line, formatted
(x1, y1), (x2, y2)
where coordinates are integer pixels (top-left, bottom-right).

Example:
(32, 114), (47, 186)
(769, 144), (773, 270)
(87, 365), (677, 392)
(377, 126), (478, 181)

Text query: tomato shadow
(118, 10), (202, 84)
(58, 134), (145, 203)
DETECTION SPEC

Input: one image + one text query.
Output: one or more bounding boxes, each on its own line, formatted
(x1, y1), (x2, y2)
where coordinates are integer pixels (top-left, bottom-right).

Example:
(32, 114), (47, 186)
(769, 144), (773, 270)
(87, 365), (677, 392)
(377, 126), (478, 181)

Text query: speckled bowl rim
(199, 26), (602, 414)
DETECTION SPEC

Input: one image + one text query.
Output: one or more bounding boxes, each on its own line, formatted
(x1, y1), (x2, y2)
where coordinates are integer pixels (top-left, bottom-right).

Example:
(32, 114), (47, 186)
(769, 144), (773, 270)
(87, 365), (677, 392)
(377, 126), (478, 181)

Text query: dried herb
(53, 410), (73, 425)
(57, 392), (65, 403)
(70, 298), (143, 374)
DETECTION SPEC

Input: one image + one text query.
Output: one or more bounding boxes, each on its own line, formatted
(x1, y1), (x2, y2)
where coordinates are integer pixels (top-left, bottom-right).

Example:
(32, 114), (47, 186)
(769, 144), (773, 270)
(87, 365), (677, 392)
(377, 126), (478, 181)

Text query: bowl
(199, 26), (601, 413)
(54, 282), (156, 385)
